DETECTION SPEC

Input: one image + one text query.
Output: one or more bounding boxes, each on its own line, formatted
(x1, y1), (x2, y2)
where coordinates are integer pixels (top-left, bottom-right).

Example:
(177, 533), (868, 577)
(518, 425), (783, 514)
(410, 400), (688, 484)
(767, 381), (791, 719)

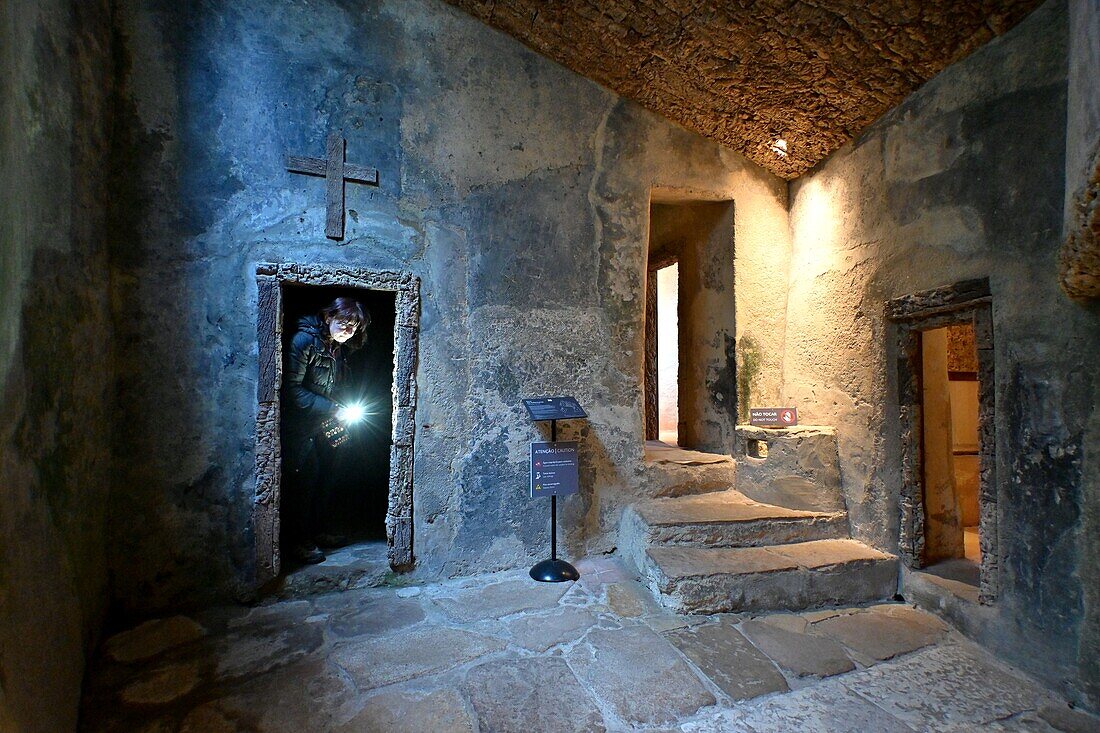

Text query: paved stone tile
(464, 656), (606, 732)
(431, 577), (571, 622)
(332, 626), (505, 690)
(334, 688), (475, 733)
(179, 705), (236, 733)
(119, 662), (201, 704)
(606, 582), (649, 617)
(328, 596), (425, 638)
(666, 618), (789, 701)
(741, 618), (854, 677)
(506, 605), (597, 652)
(840, 644), (1056, 731)
(685, 676), (916, 733)
(567, 625), (715, 725)
(809, 605), (947, 661)
(1037, 704), (1100, 732)
(213, 619), (324, 679)
(105, 616), (206, 662)
(197, 656), (357, 733)
(758, 612), (808, 634)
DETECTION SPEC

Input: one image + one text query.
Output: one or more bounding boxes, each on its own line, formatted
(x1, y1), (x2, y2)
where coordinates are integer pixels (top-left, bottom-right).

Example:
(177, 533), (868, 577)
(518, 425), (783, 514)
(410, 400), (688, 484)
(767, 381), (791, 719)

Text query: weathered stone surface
(845, 644), (1055, 729)
(1060, 155), (1100, 300)
(179, 705), (236, 733)
(741, 618), (854, 678)
(446, 0), (1042, 178)
(809, 605), (947, 662)
(606, 583), (648, 618)
(105, 616), (206, 663)
(335, 688), (476, 733)
(120, 663), (201, 704)
(204, 657), (357, 733)
(329, 595), (425, 638)
(567, 625), (715, 725)
(213, 618), (324, 679)
(506, 606), (597, 652)
(332, 626), (505, 690)
(685, 676), (915, 733)
(666, 619), (789, 701)
(464, 657), (606, 732)
(733, 426), (846, 512)
(647, 539), (897, 613)
(431, 577), (570, 622)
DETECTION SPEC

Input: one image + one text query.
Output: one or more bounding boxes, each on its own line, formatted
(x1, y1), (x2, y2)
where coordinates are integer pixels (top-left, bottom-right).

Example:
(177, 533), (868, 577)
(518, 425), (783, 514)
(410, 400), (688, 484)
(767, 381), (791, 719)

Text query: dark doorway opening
(280, 284), (396, 555)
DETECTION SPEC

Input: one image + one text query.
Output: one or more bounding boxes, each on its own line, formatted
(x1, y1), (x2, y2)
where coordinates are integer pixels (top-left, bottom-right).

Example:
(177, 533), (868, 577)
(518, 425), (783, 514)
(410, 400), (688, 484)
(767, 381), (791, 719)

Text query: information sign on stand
(531, 442), (579, 498)
(524, 395), (584, 583)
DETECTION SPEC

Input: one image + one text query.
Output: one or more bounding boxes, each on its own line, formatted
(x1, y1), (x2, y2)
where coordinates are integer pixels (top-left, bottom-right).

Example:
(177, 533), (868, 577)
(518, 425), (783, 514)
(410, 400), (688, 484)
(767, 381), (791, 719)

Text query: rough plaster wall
(1065, 0), (1100, 710)
(0, 1), (114, 731)
(786, 0), (1100, 705)
(108, 0), (789, 613)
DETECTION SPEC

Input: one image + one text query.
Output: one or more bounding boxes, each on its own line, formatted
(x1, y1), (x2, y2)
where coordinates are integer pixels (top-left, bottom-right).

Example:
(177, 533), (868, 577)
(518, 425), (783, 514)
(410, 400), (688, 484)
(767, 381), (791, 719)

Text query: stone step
(618, 490), (849, 575)
(641, 539), (898, 614)
(642, 441), (737, 498)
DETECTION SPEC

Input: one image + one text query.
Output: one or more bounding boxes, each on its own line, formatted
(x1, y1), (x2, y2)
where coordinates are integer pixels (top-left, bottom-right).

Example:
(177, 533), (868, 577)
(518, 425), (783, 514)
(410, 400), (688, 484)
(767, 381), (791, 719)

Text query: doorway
(253, 264), (420, 587)
(643, 198), (736, 453)
(280, 284), (395, 550)
(888, 278), (998, 603)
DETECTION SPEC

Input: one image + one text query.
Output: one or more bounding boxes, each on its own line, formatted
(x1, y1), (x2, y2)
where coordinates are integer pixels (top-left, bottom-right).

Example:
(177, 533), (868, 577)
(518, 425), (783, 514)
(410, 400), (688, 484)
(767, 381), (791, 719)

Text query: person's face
(328, 316), (358, 343)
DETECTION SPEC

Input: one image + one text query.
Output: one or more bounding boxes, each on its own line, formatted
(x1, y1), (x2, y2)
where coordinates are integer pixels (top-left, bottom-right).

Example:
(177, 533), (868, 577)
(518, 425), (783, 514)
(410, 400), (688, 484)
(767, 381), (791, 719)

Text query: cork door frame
(253, 263), (420, 586)
(887, 277), (998, 604)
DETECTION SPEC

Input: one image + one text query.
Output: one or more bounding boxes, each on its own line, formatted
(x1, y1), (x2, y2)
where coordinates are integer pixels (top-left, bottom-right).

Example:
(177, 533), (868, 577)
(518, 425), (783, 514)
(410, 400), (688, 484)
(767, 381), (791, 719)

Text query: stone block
(666, 619), (789, 701)
(566, 625), (715, 725)
(335, 688), (475, 733)
(740, 618), (854, 678)
(105, 616), (206, 663)
(464, 657), (606, 732)
(332, 626), (505, 690)
(430, 577), (570, 622)
(505, 606), (597, 652)
(733, 426), (845, 512)
(809, 604), (948, 662)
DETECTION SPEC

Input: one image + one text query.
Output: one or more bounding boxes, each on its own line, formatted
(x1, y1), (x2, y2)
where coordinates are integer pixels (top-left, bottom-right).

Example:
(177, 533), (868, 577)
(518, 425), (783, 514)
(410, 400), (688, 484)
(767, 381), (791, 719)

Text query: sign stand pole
(530, 419), (580, 583)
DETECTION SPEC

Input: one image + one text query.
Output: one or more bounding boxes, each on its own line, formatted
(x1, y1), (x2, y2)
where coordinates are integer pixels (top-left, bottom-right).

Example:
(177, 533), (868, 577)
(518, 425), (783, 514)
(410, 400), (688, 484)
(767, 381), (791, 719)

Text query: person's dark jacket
(282, 315), (346, 444)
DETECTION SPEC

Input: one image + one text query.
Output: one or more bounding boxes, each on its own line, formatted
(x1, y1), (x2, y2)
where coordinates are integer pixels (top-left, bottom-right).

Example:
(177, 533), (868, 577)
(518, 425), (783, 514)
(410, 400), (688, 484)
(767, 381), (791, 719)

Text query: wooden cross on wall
(286, 132), (379, 240)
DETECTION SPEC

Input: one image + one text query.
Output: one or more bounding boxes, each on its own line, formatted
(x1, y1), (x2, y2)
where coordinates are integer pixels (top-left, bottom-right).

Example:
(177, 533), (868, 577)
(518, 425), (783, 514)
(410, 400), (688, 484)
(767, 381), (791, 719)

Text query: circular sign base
(529, 558), (580, 583)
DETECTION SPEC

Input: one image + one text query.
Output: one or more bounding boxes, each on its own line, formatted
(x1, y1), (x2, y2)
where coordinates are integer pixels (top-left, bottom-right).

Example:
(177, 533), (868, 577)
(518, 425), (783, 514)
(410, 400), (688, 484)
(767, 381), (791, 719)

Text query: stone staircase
(620, 435), (898, 614)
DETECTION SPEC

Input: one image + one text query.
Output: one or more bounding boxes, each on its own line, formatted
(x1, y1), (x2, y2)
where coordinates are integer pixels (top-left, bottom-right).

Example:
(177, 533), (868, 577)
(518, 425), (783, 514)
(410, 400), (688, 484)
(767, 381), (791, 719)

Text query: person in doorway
(282, 296), (369, 564)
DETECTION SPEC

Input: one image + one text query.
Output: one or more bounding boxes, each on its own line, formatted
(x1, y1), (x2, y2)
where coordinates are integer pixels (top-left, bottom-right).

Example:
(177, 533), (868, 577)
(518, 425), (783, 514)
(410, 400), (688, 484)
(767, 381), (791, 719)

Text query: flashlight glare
(339, 403), (366, 424)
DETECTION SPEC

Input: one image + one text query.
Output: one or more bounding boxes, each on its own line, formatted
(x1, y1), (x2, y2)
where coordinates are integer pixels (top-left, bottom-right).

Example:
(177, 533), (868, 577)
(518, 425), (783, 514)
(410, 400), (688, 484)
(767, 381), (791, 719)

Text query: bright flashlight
(337, 402), (366, 424)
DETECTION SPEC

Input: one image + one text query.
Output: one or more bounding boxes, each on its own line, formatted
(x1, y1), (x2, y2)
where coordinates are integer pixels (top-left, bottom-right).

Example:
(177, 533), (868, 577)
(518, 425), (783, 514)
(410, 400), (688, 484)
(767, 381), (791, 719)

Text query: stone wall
(0, 1), (115, 731)
(1064, 0), (1100, 710)
(785, 0), (1100, 706)
(108, 0), (789, 613)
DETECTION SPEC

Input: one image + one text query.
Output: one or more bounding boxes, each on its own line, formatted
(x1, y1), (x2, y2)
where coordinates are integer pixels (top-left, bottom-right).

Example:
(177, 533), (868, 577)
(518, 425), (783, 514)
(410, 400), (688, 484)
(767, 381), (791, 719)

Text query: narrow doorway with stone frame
(644, 197), (737, 455)
(888, 279), (999, 604)
(253, 264), (420, 592)
(279, 283), (396, 567)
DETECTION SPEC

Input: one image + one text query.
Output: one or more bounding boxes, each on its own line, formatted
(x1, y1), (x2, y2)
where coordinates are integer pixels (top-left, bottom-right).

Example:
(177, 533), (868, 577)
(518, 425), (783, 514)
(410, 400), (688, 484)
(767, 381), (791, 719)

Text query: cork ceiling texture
(445, 0), (1044, 179)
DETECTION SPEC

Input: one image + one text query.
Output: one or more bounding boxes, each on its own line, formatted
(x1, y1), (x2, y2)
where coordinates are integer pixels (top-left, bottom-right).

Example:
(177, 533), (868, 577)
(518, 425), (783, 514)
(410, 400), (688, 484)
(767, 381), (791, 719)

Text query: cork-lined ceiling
(445, 1), (1044, 179)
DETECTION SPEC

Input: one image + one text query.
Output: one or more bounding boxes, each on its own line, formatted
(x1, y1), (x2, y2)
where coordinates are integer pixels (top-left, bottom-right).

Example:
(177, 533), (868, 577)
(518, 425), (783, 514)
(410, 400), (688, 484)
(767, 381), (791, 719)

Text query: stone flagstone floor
(80, 557), (1100, 732)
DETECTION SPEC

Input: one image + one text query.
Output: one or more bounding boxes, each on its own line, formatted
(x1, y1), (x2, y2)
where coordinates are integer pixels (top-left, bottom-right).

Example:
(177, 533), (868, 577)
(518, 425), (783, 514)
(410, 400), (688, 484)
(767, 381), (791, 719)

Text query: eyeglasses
(334, 318), (359, 330)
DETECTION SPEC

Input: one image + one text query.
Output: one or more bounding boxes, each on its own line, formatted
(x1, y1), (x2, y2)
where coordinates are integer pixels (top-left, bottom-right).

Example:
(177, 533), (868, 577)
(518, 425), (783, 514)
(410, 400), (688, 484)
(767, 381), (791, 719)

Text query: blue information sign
(530, 441), (580, 498)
